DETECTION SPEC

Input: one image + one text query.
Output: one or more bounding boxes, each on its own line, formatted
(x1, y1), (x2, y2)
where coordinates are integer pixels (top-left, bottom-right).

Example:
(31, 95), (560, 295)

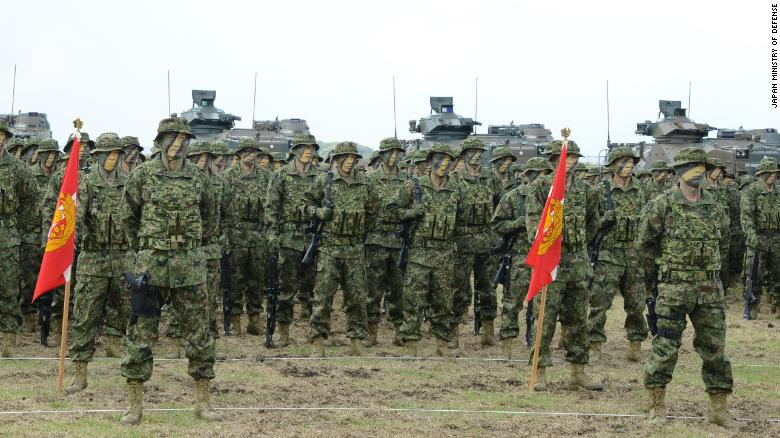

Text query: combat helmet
(154, 116), (194, 142)
(379, 137), (404, 151)
(543, 139), (582, 158)
(426, 143), (455, 160)
(5, 138), (24, 154)
(650, 160), (671, 172)
(121, 136), (144, 151)
(459, 137), (486, 151)
(0, 119), (13, 138)
(605, 147), (639, 166)
(523, 157), (553, 174)
(491, 146), (516, 163)
(237, 137), (262, 152)
(90, 135), (123, 154)
(754, 157), (780, 176)
(738, 174), (756, 188)
(210, 141), (231, 156)
(411, 149), (429, 164)
(291, 133), (319, 151)
(671, 147), (709, 168)
(330, 141), (363, 159)
(271, 151), (287, 163)
(368, 150), (381, 167)
(707, 157), (726, 170)
(95, 132), (120, 144)
(186, 141), (212, 157)
(64, 132), (94, 153)
(37, 139), (60, 153)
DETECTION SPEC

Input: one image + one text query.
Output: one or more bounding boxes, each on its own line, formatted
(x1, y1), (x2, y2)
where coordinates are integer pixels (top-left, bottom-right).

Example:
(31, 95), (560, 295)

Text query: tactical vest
(228, 167), (271, 224)
(561, 179), (590, 252)
(455, 172), (494, 234)
(412, 180), (459, 247)
(138, 168), (204, 251)
(753, 189), (780, 232)
(367, 170), (405, 234)
(323, 177), (369, 239)
(278, 168), (317, 225)
(81, 172), (128, 250)
(601, 181), (644, 247)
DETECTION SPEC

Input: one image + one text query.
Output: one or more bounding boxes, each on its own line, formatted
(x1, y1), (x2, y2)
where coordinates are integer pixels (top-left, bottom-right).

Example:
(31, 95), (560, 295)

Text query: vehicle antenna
(10, 64), (16, 115)
(167, 70), (171, 115)
(688, 81), (692, 117)
(252, 72), (258, 123)
(606, 80), (611, 150)
(473, 76), (479, 134)
(392, 75), (398, 138)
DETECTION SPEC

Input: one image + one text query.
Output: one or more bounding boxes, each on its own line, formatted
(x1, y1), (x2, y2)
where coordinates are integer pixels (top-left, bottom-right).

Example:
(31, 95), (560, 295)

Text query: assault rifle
(525, 299), (534, 347)
(588, 179), (615, 286)
(396, 176), (422, 270)
(265, 255), (279, 348)
(302, 169), (333, 265)
(123, 271), (160, 325)
(645, 276), (659, 336)
(38, 293), (52, 347)
(221, 253), (232, 335)
(743, 251), (759, 320)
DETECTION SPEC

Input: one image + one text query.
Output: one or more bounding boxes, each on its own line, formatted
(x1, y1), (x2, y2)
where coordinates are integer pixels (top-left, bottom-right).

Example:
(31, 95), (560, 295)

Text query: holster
(123, 271), (161, 324)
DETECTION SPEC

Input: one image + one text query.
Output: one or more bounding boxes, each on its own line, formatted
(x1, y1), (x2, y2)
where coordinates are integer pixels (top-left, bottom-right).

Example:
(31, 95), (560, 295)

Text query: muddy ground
(0, 291), (778, 437)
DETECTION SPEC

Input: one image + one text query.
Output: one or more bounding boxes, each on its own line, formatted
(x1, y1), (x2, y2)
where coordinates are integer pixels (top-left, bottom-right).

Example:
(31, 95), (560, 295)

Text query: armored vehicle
(181, 90), (241, 141)
(0, 112), (52, 140)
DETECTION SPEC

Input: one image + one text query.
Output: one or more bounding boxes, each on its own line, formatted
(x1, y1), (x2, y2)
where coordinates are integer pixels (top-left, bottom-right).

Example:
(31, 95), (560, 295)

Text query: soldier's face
(383, 149), (401, 167)
(339, 154), (357, 174)
(273, 160), (284, 171)
(431, 153), (452, 177)
(161, 133), (189, 160)
(653, 170), (667, 182)
(413, 162), (428, 176)
(524, 170), (540, 184)
(709, 168), (722, 180)
(565, 155), (579, 173)
(124, 146), (141, 166)
(454, 157), (465, 172)
(0, 132), (7, 148)
(98, 150), (121, 172)
(464, 149), (482, 166)
(296, 145), (314, 164)
(495, 157), (512, 174)
(763, 172), (778, 186)
(613, 157), (634, 178)
(192, 153), (210, 170)
(258, 154), (271, 169)
(210, 155), (227, 175)
(239, 150), (259, 166)
(42, 151), (57, 168)
(678, 163), (706, 187)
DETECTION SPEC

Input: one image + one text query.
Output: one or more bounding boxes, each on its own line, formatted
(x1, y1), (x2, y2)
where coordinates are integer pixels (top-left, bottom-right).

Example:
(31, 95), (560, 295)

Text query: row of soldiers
(0, 116), (775, 429)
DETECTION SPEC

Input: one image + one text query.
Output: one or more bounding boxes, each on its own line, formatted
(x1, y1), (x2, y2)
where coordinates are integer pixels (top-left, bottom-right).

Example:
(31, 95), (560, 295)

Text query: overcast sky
(3, 0), (774, 157)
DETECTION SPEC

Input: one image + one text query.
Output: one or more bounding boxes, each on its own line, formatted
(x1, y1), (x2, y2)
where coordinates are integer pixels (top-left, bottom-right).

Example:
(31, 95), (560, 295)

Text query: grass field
(0, 292), (778, 437)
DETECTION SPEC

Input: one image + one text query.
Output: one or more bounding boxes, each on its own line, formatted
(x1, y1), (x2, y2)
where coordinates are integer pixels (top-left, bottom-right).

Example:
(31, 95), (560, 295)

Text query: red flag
(523, 141), (568, 303)
(33, 135), (81, 302)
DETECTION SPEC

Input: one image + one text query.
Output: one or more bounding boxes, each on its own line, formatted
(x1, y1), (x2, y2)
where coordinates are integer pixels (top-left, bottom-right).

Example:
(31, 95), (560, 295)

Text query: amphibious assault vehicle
(0, 112), (52, 140)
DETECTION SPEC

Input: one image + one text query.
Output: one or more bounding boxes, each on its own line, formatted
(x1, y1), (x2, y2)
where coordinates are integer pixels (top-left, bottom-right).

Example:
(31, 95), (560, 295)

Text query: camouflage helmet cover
(671, 147), (709, 168)
(37, 139), (60, 152)
(411, 149), (429, 163)
(491, 146), (516, 162)
(426, 143), (455, 160)
(379, 137), (404, 151)
(4, 137), (24, 151)
(523, 156), (553, 173)
(95, 132), (120, 144)
(543, 140), (581, 157)
(755, 156), (780, 175)
(64, 132), (94, 153)
(650, 160), (671, 172)
(368, 150), (381, 165)
(330, 141), (363, 159)
(91, 135), (124, 154)
(186, 141), (212, 157)
(459, 137), (487, 152)
(210, 141), (231, 155)
(271, 151), (287, 162)
(237, 137), (262, 152)
(606, 146), (639, 166)
(154, 116), (194, 142)
(291, 133), (319, 150)
(706, 157), (726, 169)
(120, 136), (144, 151)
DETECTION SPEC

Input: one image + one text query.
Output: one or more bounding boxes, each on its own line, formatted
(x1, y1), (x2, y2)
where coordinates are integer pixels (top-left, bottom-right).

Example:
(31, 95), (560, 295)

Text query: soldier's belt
(660, 269), (719, 283)
(82, 241), (130, 251)
(139, 236), (198, 250)
(456, 224), (488, 234)
(412, 237), (455, 250)
(283, 222), (308, 231)
(372, 222), (402, 233)
(320, 235), (364, 246)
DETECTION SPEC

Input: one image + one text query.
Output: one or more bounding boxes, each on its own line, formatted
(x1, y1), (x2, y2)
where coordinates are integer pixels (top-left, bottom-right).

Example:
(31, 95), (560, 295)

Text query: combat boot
(501, 338), (513, 360)
(164, 341), (181, 359)
(708, 392), (746, 430)
(448, 323), (459, 349)
(120, 380), (144, 425)
(532, 367), (548, 391)
(556, 325), (567, 350)
(349, 339), (364, 356)
(65, 361), (88, 395)
(0, 332), (16, 358)
(275, 323), (291, 348)
(299, 302), (312, 320)
(627, 341), (642, 362)
(362, 323), (378, 348)
(480, 320), (496, 347)
(24, 313), (37, 333)
(311, 336), (325, 358)
(246, 313), (262, 336)
(104, 335), (122, 358)
(194, 379), (223, 421)
(570, 363), (604, 390)
(590, 341), (603, 362)
(230, 314), (241, 336)
(435, 338), (450, 358)
(647, 387), (667, 425)
(404, 339), (418, 357)
(392, 326), (403, 346)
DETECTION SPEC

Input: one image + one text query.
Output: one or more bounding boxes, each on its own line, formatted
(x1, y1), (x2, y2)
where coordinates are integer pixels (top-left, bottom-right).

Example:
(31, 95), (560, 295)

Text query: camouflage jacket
(365, 166), (406, 249)
(491, 183), (531, 256)
(493, 172), (519, 204)
(222, 164), (273, 248)
(27, 164), (53, 245)
(264, 161), (318, 252)
(637, 186), (729, 289)
(76, 170), (132, 277)
(452, 167), (499, 254)
(387, 175), (464, 268)
(703, 179), (733, 219)
(41, 163), (91, 241)
(304, 169), (378, 258)
(740, 181), (780, 249)
(121, 159), (216, 288)
(204, 171), (230, 260)
(593, 177), (648, 266)
(0, 152), (39, 249)
(645, 178), (671, 201)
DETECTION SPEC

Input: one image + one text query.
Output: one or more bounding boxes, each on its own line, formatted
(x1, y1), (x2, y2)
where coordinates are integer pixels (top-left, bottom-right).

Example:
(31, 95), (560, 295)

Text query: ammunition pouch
(659, 269), (719, 283)
(124, 271), (161, 323)
(0, 216), (17, 228)
(0, 188), (18, 215)
(138, 236), (198, 250)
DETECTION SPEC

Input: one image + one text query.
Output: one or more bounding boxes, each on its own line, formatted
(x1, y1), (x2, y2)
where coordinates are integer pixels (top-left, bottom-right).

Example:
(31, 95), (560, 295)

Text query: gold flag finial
(73, 118), (83, 131)
(561, 127), (571, 141)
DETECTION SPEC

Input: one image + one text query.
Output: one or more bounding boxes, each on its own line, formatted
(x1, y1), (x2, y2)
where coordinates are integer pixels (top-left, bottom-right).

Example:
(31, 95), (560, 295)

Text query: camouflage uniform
(645, 160), (673, 200)
(702, 158), (733, 283)
(265, 134), (319, 331)
(491, 146), (518, 200)
(638, 147), (739, 428)
(451, 138), (500, 343)
(0, 121), (39, 354)
(740, 157), (780, 314)
(588, 148), (649, 354)
(222, 139), (274, 332)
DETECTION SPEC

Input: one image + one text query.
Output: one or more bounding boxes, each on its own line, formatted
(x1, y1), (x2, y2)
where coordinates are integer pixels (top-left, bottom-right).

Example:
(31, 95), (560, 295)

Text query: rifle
(474, 288), (482, 336)
(588, 179), (615, 286)
(123, 271), (160, 325)
(396, 176), (422, 270)
(645, 276), (659, 336)
(743, 251), (759, 320)
(265, 255), (279, 348)
(525, 298), (534, 347)
(220, 252), (232, 335)
(38, 293), (52, 347)
(491, 183), (525, 290)
(302, 169), (333, 265)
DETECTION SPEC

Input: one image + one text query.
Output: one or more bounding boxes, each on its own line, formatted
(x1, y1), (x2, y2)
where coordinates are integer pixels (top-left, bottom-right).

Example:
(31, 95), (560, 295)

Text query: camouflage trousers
(206, 258), (220, 338)
(310, 248), (368, 340)
(121, 284), (215, 382)
(0, 246), (21, 333)
(743, 245), (780, 307)
(726, 230), (745, 288)
(276, 246), (316, 325)
(588, 260), (648, 343)
(644, 281), (733, 393)
(18, 243), (41, 316)
(452, 251), (497, 326)
(70, 274), (130, 362)
(229, 245), (266, 316)
(529, 277), (590, 367)
(498, 260), (529, 340)
(401, 258), (455, 342)
(365, 245), (403, 327)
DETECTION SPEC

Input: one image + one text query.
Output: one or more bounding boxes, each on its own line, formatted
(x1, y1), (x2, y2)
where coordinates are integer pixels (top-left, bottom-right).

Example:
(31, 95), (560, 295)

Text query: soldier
(367, 150), (382, 173)
(120, 116), (221, 424)
(450, 138), (500, 348)
(271, 151), (287, 172)
(740, 157), (780, 317)
(265, 134), (320, 346)
(587, 147), (649, 362)
(119, 136), (144, 174)
(222, 138), (274, 336)
(491, 146), (518, 200)
(4, 138), (25, 159)
(491, 157), (551, 359)
(638, 147), (742, 429)
(525, 139), (603, 391)
(0, 120), (38, 357)
(364, 138), (406, 347)
(409, 149), (429, 177)
(20, 139), (40, 166)
(573, 162), (589, 180)
(209, 141), (231, 176)
(646, 160), (672, 200)
(585, 166), (601, 186)
(635, 169), (652, 184)
(311, 149), (323, 168)
(703, 158), (734, 285)
(305, 141), (377, 357)
(387, 144), (463, 357)
(65, 135), (132, 394)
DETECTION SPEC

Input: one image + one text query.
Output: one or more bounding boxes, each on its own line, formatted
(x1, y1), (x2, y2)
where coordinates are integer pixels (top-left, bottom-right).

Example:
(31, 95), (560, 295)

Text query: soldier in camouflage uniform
(638, 147), (742, 429)
(221, 138), (273, 336)
(740, 156), (780, 317)
(646, 160), (672, 200)
(265, 134), (320, 346)
(4, 138), (24, 159)
(363, 138), (407, 347)
(387, 144), (464, 357)
(491, 146), (518, 201)
(525, 140), (603, 391)
(491, 157), (551, 359)
(367, 150), (382, 174)
(65, 135), (132, 395)
(271, 151), (287, 172)
(0, 120), (38, 357)
(119, 136), (143, 175)
(119, 117), (221, 424)
(305, 141), (377, 357)
(702, 158), (734, 284)
(585, 166), (601, 186)
(19, 139), (40, 166)
(450, 138), (500, 348)
(587, 147), (649, 362)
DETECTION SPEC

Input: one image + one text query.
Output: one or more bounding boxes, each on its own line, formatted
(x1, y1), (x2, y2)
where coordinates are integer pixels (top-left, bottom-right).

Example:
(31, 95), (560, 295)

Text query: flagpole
(56, 280), (72, 392)
(528, 285), (547, 390)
